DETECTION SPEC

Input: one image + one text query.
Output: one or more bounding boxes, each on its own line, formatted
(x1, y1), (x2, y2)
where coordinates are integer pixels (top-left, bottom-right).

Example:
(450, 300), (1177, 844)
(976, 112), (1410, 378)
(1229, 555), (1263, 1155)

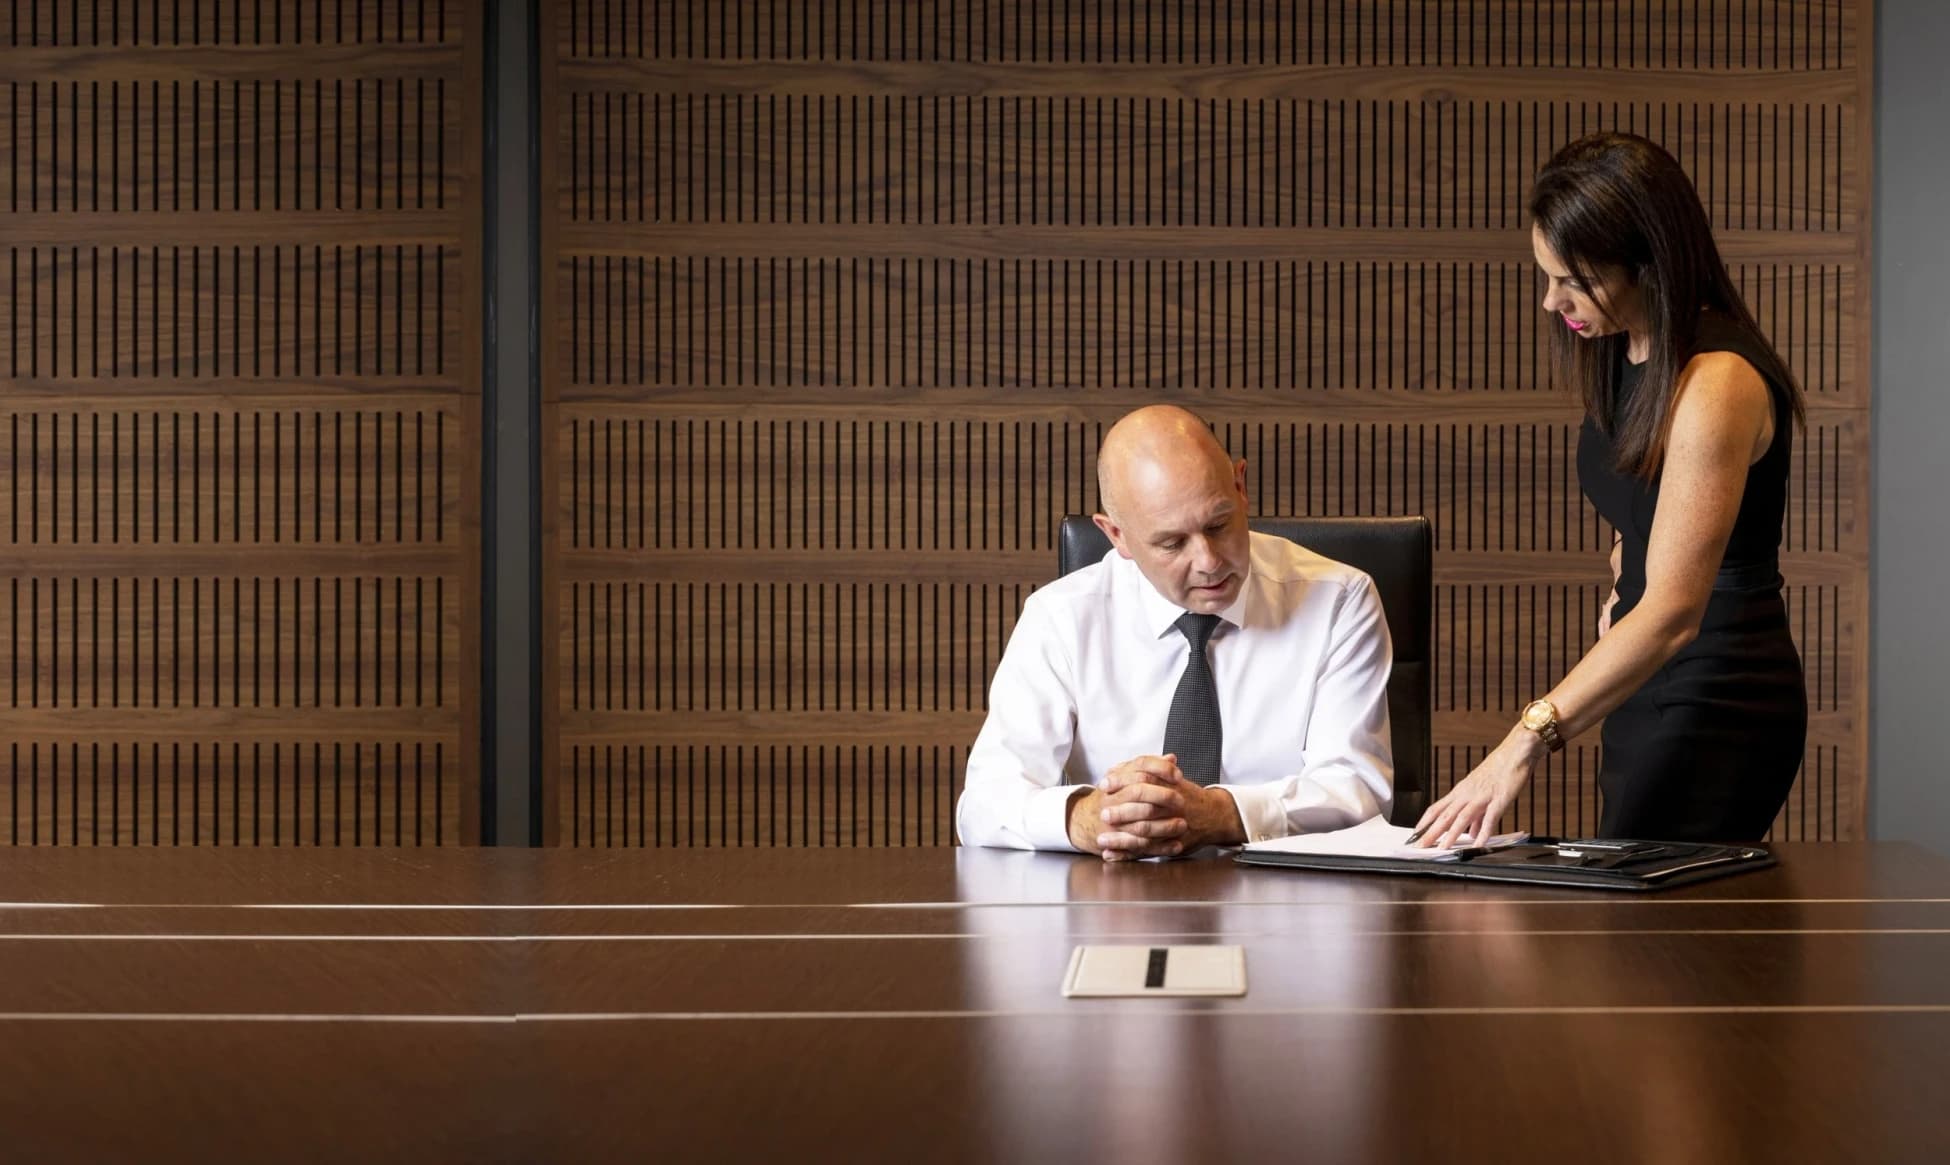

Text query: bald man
(956, 406), (1395, 858)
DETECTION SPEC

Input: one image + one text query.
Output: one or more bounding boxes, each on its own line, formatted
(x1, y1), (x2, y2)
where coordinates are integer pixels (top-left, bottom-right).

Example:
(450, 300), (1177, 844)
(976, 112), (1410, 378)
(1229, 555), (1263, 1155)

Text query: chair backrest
(1057, 515), (1433, 825)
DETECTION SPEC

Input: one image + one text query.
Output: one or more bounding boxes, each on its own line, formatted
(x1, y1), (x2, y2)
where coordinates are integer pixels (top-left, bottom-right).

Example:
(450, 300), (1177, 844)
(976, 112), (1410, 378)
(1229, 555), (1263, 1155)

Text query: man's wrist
(1195, 785), (1249, 848)
(1066, 788), (1102, 853)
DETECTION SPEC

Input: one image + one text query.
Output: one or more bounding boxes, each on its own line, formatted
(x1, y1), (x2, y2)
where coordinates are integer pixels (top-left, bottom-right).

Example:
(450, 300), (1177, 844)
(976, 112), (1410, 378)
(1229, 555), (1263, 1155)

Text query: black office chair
(1057, 515), (1433, 826)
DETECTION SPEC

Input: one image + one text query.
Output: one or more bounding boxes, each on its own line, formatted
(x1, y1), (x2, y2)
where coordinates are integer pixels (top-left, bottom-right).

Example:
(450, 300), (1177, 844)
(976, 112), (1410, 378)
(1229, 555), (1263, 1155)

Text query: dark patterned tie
(1163, 612), (1224, 786)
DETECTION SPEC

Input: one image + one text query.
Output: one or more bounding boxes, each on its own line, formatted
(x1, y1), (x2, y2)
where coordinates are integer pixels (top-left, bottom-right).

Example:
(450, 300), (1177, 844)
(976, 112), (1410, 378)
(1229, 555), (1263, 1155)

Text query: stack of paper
(1243, 815), (1528, 862)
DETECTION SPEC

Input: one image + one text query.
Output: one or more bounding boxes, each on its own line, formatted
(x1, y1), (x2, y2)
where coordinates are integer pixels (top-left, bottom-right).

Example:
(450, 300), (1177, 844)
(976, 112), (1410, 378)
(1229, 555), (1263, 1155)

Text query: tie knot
(1174, 611), (1222, 650)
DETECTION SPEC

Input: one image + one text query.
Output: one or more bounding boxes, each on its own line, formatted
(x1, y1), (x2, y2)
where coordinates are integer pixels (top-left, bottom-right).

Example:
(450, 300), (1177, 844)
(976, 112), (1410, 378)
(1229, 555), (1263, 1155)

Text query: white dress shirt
(956, 531), (1395, 850)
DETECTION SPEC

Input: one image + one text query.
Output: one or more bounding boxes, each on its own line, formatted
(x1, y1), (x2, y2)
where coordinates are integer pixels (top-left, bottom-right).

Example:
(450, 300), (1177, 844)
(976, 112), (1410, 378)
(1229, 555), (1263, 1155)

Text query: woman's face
(1531, 225), (1646, 342)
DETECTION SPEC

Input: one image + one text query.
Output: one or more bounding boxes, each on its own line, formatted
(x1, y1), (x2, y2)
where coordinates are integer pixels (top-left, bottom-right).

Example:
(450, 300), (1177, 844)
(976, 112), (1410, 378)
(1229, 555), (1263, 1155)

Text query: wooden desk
(3, 844), (1949, 1162)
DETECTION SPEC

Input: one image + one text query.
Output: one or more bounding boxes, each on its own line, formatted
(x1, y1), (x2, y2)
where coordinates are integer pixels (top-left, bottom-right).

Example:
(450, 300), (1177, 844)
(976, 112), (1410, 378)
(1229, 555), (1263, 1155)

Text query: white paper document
(1062, 945), (1247, 998)
(1242, 815), (1528, 861)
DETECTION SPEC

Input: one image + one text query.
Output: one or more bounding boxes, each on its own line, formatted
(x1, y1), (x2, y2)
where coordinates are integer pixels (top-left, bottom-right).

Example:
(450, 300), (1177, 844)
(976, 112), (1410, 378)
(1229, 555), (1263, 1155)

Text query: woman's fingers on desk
(1412, 801), (1460, 848)
(1418, 743), (1537, 846)
(1415, 790), (1493, 850)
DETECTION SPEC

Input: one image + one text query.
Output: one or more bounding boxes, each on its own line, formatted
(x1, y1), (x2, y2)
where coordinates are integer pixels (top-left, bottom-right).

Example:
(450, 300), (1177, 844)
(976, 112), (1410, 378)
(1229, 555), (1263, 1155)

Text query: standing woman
(1415, 132), (1806, 847)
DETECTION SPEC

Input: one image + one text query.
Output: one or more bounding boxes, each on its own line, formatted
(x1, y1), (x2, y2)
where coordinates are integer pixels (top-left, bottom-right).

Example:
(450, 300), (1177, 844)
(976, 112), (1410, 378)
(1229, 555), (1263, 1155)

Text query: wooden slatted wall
(0, 2), (482, 846)
(546, 1), (1870, 846)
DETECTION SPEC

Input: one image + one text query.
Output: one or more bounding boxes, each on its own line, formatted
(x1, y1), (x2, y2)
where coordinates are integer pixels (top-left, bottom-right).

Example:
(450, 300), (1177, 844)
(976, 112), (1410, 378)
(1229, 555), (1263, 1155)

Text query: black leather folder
(1234, 837), (1776, 891)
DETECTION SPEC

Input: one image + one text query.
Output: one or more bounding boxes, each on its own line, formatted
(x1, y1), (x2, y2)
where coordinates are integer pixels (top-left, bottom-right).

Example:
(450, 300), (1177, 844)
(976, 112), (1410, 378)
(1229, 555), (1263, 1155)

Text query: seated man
(956, 405), (1394, 859)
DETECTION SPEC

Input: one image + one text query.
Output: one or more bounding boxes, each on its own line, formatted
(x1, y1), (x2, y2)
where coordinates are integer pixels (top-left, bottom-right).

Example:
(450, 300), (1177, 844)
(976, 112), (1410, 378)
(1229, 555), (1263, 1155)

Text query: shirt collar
(1129, 547), (1256, 640)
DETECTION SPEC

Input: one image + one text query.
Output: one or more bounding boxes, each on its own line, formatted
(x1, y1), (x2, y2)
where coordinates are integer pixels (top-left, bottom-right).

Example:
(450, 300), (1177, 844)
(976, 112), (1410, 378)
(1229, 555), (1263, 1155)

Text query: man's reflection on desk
(950, 847), (1389, 1161)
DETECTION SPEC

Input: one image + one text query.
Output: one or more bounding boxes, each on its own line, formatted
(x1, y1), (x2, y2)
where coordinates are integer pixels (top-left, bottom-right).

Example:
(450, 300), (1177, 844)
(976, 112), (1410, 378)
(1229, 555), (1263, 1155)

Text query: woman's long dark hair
(1528, 132), (1802, 478)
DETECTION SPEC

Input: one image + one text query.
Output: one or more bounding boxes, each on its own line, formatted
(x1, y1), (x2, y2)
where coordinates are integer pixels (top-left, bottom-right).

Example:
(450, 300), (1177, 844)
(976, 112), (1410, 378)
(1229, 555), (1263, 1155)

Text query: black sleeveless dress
(1576, 313), (1807, 842)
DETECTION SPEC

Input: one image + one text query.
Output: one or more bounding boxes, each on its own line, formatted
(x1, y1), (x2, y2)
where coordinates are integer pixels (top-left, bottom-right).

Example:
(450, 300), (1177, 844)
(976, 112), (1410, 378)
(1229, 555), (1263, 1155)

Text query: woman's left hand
(1412, 729), (1551, 849)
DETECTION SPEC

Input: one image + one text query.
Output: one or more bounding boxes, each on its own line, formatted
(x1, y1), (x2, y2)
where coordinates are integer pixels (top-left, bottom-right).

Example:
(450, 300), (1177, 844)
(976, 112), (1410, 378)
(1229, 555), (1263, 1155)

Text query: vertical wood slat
(4, 1), (457, 48)
(0, 245), (457, 383)
(0, 408), (454, 546)
(553, 416), (1661, 555)
(1, 575), (452, 711)
(0, 78), (456, 216)
(566, 744), (962, 848)
(546, 1), (1871, 845)
(2, 739), (454, 847)
(0, 0), (481, 846)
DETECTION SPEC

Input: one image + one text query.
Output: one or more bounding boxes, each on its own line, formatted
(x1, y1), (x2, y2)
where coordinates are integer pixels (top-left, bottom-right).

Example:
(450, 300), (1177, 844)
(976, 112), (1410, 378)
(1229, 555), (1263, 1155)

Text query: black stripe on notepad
(1145, 948), (1169, 989)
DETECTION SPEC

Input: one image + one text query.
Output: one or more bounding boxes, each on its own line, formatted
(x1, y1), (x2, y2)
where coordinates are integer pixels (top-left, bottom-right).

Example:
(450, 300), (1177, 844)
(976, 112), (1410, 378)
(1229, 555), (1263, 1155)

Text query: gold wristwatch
(1520, 698), (1565, 752)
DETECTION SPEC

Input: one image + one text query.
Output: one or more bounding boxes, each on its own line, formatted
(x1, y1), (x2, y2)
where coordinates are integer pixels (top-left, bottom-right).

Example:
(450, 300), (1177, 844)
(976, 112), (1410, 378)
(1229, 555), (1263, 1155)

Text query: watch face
(1522, 701), (1552, 729)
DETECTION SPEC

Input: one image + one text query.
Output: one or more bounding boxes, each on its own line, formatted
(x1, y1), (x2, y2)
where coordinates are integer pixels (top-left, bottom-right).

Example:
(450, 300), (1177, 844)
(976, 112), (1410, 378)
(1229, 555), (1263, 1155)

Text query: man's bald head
(1096, 405), (1237, 525)
(1092, 406), (1252, 614)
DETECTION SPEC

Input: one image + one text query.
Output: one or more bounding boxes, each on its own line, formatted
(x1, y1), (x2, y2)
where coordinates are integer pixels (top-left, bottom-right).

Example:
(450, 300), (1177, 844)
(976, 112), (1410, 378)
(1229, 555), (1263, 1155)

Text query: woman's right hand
(1411, 729), (1550, 849)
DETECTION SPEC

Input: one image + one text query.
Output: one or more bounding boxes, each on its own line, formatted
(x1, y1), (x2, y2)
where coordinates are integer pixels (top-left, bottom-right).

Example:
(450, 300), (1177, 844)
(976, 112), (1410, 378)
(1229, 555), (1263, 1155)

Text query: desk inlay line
(0, 1013), (517, 1024)
(8, 928), (1950, 942)
(536, 928), (1950, 939)
(9, 897), (1950, 909)
(10, 1005), (1948, 1024)
(0, 934), (524, 942)
(856, 898), (1950, 908)
(8, 927), (1950, 942)
(528, 1005), (1950, 1021)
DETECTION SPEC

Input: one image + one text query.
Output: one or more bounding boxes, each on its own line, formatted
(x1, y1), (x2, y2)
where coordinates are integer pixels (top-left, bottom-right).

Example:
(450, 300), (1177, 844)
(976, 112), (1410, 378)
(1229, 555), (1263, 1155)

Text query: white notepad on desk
(1062, 945), (1247, 998)
(1244, 815), (1527, 861)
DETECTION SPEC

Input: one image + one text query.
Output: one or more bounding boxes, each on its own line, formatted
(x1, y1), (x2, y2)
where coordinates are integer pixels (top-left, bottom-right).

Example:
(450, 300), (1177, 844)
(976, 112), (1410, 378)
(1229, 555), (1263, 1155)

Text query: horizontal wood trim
(0, 45), (465, 83)
(563, 62), (1861, 105)
(552, 387), (1869, 424)
(4, 214), (464, 247)
(0, 550), (460, 573)
(555, 708), (1855, 747)
(559, 225), (1862, 263)
(556, 383), (1594, 414)
(554, 549), (1862, 588)
(0, 383), (472, 404)
(4, 711), (460, 738)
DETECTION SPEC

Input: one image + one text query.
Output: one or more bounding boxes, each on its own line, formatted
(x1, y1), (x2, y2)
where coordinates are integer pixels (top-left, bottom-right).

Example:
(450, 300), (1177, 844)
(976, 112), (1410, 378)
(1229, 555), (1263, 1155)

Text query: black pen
(1402, 825), (1432, 845)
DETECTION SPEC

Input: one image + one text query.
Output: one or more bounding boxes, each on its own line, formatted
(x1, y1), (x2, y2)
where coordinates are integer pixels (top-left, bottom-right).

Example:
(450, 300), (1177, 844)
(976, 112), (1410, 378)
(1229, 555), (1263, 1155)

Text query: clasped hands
(1067, 754), (1245, 861)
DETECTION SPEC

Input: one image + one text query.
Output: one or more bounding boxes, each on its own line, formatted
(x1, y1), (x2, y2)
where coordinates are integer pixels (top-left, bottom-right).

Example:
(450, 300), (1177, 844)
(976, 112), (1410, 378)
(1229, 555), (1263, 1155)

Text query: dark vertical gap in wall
(524, 0), (544, 845)
(480, 0), (503, 844)
(481, 0), (542, 844)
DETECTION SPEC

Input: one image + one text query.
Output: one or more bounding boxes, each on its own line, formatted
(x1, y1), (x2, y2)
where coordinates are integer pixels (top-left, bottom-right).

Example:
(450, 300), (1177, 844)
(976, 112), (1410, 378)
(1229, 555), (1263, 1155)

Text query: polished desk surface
(2, 843), (1949, 1162)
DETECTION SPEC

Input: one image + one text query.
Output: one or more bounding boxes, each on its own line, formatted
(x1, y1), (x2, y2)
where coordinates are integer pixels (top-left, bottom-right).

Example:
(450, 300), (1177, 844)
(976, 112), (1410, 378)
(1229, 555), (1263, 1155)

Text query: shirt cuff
(1217, 782), (1289, 844)
(1026, 784), (1093, 852)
